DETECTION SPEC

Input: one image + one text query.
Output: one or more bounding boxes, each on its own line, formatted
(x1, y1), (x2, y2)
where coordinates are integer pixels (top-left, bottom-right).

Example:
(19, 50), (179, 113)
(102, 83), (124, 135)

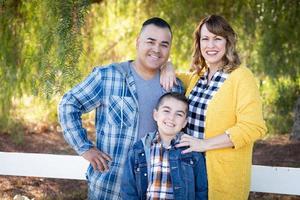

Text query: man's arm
(58, 67), (111, 171)
(170, 77), (185, 94)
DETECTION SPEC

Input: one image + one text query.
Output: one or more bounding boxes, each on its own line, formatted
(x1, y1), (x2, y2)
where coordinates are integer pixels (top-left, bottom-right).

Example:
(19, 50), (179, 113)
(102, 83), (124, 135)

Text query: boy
(121, 92), (208, 200)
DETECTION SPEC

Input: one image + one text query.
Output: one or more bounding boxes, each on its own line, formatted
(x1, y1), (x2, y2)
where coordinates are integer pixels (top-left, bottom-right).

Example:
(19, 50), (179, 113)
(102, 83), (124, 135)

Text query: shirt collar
(152, 132), (183, 149)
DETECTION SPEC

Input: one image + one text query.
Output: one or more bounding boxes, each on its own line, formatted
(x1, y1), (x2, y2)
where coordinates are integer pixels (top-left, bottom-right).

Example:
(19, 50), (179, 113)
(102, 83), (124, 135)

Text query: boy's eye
(176, 113), (184, 117)
(147, 41), (154, 44)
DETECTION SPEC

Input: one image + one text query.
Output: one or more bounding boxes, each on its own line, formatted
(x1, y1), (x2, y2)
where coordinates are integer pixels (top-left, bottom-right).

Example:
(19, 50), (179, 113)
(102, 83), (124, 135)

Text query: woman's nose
(207, 39), (215, 48)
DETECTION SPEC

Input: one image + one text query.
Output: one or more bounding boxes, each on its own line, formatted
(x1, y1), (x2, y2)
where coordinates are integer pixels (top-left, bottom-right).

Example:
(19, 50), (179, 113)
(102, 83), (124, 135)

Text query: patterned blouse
(187, 70), (228, 139)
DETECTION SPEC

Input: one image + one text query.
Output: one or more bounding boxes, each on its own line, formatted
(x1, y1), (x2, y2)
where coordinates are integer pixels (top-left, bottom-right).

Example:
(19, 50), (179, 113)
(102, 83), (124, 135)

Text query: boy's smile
(153, 97), (187, 145)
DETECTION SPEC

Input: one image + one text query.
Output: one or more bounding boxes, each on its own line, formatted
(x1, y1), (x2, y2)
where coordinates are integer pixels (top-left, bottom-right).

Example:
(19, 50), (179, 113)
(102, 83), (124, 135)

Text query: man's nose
(152, 43), (160, 53)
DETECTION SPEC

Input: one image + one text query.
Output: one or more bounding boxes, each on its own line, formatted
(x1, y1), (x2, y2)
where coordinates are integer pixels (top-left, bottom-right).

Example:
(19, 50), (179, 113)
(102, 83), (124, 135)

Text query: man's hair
(155, 92), (188, 114)
(141, 17), (172, 36)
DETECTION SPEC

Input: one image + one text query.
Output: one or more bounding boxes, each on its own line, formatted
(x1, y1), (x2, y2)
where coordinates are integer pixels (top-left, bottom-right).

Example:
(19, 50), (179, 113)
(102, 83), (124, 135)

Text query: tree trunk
(291, 96), (300, 141)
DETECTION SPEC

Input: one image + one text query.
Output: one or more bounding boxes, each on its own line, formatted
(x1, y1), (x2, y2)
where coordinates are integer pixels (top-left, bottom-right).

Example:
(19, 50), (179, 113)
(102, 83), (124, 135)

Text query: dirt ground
(0, 125), (300, 200)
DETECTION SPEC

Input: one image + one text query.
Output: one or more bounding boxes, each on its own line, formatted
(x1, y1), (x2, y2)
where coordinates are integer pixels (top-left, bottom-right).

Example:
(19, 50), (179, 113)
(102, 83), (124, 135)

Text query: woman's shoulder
(230, 66), (254, 77)
(228, 66), (255, 82)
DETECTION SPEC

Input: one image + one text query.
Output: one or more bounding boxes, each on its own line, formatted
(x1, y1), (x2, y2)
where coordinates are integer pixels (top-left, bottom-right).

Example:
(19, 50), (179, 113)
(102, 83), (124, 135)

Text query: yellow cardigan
(178, 67), (267, 200)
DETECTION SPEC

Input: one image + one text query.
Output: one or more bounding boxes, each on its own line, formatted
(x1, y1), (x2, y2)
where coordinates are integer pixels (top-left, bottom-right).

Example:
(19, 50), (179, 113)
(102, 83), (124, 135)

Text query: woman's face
(200, 23), (227, 69)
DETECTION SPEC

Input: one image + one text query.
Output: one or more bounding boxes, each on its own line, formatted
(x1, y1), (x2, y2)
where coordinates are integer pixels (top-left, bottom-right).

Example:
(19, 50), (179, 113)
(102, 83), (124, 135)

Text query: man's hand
(82, 147), (112, 172)
(160, 61), (177, 91)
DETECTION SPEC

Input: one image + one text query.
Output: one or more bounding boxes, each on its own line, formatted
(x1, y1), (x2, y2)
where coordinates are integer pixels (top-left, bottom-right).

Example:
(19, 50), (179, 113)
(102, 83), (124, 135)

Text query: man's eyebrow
(146, 37), (170, 45)
(147, 37), (156, 41)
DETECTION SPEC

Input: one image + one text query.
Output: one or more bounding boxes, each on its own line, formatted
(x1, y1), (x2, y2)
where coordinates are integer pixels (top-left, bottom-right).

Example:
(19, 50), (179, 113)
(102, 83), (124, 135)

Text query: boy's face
(153, 97), (188, 138)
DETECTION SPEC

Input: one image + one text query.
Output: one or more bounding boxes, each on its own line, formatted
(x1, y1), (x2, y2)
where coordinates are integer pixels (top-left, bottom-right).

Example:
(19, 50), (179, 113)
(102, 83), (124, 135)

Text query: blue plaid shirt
(58, 61), (184, 200)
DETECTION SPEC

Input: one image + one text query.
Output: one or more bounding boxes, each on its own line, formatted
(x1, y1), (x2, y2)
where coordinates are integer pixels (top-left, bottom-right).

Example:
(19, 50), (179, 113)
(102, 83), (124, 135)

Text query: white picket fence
(0, 152), (300, 196)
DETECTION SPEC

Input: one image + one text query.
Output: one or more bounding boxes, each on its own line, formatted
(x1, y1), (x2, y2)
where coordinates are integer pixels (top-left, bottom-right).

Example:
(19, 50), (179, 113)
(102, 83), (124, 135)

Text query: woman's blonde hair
(191, 15), (241, 74)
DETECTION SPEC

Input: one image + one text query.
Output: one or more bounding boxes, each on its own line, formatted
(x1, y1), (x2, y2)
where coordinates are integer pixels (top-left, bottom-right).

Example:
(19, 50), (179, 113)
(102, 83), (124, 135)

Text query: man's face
(136, 24), (172, 72)
(153, 97), (187, 137)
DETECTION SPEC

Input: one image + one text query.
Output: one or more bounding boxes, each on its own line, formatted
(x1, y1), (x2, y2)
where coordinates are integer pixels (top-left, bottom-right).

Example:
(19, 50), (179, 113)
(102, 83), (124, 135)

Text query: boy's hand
(82, 147), (112, 172)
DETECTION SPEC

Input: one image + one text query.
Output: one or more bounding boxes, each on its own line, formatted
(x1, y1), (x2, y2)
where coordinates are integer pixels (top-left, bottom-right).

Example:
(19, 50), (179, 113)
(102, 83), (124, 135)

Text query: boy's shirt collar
(151, 131), (183, 149)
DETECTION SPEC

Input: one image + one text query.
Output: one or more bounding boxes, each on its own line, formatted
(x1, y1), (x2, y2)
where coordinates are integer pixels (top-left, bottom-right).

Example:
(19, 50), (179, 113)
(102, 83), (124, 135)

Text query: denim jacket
(121, 132), (208, 200)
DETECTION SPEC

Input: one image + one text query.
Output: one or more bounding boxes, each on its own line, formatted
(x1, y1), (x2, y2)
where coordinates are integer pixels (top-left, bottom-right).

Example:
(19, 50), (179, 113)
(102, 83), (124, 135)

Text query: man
(59, 17), (184, 199)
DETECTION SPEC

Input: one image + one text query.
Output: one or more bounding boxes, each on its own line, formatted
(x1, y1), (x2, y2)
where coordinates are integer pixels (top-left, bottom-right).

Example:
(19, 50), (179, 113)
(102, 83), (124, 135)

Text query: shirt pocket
(181, 155), (196, 182)
(107, 95), (136, 127)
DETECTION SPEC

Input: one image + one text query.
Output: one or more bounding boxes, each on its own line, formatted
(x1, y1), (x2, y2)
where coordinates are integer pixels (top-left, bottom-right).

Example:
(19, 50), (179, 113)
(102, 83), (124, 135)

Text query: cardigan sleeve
(226, 68), (267, 149)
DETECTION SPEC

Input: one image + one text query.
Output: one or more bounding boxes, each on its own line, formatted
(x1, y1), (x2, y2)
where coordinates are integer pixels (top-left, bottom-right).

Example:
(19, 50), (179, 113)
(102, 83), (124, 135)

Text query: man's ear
(136, 37), (140, 49)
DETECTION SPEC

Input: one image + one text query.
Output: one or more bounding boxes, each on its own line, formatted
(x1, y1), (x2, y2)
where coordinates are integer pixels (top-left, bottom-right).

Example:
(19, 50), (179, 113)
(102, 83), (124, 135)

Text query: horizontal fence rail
(0, 152), (299, 195)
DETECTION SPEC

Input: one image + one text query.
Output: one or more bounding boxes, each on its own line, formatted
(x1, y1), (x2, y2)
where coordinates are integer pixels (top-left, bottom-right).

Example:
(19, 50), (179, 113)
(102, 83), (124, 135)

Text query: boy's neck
(158, 132), (178, 147)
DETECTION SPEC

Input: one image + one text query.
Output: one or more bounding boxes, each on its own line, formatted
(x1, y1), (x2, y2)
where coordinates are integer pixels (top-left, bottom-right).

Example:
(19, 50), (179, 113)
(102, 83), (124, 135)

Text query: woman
(162, 15), (267, 199)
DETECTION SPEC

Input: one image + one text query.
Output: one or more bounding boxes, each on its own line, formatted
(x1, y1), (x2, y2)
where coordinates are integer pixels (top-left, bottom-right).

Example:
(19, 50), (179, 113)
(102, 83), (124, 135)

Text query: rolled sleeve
(58, 68), (103, 155)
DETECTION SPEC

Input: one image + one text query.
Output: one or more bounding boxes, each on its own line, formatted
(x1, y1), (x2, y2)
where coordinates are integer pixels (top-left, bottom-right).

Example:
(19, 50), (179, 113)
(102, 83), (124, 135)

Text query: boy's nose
(167, 114), (175, 121)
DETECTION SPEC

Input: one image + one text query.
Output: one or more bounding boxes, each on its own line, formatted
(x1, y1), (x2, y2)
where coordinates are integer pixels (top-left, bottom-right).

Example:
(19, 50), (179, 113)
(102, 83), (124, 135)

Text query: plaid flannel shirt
(59, 61), (184, 200)
(146, 133), (176, 200)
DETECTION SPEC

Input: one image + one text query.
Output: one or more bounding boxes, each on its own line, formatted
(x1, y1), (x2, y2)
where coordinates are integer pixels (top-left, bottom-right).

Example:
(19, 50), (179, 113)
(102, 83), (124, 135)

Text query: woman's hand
(176, 134), (207, 154)
(176, 133), (234, 154)
(160, 61), (177, 91)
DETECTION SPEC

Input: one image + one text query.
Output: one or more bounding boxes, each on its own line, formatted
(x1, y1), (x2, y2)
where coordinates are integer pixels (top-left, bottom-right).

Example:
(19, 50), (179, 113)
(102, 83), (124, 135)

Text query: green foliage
(0, 0), (299, 136)
(261, 77), (300, 134)
(0, 0), (90, 130)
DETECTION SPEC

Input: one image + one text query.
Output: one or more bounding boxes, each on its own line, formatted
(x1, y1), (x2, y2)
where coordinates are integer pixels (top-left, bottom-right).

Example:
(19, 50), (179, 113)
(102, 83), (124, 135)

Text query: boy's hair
(155, 92), (188, 114)
(141, 17), (172, 36)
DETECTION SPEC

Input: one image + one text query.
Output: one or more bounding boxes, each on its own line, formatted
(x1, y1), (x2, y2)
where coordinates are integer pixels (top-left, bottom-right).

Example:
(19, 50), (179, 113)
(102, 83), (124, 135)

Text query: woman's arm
(176, 68), (267, 153)
(176, 133), (234, 153)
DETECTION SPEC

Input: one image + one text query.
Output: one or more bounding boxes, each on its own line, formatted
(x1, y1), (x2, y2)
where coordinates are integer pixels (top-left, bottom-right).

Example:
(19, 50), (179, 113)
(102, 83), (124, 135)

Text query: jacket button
(144, 173), (147, 176)
(141, 153), (144, 156)
(137, 168), (140, 172)
(190, 160), (194, 165)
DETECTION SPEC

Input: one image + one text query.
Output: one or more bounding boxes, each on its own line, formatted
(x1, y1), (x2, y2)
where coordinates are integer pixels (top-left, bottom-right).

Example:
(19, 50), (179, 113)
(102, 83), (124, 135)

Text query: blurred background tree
(0, 0), (299, 136)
